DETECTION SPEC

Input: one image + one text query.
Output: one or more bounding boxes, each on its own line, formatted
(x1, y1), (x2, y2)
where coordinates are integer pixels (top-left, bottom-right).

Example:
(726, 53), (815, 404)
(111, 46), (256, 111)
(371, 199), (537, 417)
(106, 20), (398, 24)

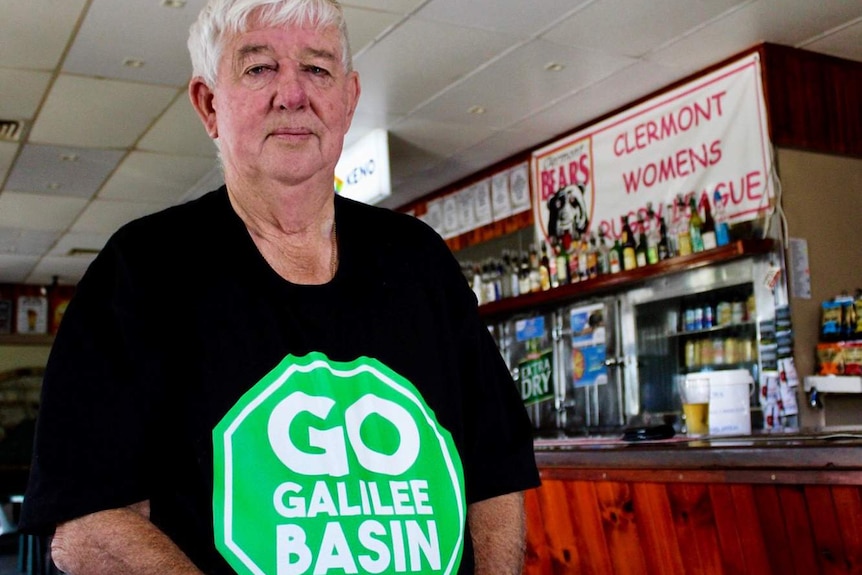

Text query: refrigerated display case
(482, 240), (785, 436)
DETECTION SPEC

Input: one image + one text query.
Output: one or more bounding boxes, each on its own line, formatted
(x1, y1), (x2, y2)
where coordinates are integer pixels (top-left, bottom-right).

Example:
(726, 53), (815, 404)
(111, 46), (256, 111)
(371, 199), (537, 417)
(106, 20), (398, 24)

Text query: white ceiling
(1, 0), (861, 286)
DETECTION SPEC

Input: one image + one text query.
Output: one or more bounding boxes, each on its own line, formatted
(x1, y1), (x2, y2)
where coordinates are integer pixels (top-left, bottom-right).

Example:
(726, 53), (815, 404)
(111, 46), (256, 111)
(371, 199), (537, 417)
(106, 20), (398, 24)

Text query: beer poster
(532, 52), (773, 248)
(569, 303), (608, 388)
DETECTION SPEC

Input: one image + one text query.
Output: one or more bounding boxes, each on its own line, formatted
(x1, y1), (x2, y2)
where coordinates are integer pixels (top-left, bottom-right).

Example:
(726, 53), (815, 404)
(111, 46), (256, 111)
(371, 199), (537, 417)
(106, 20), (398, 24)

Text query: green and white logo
(213, 353), (465, 575)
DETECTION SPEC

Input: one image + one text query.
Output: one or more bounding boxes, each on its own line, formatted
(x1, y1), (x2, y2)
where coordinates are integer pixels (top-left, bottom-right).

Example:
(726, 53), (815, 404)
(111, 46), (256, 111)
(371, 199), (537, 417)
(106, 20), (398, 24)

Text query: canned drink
(731, 301), (744, 324)
(703, 305), (714, 329)
(685, 340), (698, 367)
(717, 302), (732, 325)
(684, 309), (695, 331)
(712, 338), (724, 364)
(693, 308), (703, 330)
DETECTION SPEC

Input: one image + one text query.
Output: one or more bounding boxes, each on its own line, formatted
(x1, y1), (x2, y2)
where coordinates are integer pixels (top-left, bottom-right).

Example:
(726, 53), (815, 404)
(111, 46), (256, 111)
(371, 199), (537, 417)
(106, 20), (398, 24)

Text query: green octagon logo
(213, 353), (465, 575)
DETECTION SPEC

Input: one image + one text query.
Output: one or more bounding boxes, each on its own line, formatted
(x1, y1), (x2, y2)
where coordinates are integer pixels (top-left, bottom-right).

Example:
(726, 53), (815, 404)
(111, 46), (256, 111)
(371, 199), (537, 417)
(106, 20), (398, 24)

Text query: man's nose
(273, 67), (309, 110)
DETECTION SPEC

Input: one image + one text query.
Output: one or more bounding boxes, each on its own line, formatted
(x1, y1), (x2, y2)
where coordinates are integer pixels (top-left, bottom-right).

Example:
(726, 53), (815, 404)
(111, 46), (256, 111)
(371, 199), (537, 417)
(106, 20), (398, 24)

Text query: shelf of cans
(462, 191), (733, 306)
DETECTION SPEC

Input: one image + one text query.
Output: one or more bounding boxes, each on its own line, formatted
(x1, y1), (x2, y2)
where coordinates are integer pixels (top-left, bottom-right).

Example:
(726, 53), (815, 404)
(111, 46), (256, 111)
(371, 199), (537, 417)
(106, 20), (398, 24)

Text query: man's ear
(189, 77), (218, 139)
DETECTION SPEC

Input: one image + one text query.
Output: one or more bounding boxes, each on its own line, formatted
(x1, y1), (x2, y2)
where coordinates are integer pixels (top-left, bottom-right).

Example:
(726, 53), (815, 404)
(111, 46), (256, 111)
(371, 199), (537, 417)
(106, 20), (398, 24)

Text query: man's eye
(246, 65), (272, 76)
(305, 65), (330, 77)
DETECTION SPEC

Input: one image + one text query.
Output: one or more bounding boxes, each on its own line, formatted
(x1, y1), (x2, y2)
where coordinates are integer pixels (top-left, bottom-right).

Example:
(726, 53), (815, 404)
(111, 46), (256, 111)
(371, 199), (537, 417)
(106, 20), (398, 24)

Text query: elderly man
(21, 1), (539, 574)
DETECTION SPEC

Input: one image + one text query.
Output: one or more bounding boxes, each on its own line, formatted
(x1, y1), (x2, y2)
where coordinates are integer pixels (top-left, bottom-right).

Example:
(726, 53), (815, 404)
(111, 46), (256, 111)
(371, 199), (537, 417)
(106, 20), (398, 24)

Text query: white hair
(188, 0), (352, 87)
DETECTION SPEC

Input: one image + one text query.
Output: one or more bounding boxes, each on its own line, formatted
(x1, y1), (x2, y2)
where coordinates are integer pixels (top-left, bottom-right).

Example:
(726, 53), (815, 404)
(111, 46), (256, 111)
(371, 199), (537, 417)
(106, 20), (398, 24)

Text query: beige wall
(777, 148), (862, 427)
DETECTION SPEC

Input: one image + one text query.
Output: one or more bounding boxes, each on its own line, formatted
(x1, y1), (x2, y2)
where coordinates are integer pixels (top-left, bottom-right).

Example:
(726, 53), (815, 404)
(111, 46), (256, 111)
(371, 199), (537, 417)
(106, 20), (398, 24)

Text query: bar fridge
(491, 250), (782, 436)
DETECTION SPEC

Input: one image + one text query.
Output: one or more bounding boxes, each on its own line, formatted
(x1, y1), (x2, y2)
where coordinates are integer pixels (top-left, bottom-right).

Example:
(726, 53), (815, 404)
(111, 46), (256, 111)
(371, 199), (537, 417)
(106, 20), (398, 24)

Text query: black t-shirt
(22, 189), (539, 574)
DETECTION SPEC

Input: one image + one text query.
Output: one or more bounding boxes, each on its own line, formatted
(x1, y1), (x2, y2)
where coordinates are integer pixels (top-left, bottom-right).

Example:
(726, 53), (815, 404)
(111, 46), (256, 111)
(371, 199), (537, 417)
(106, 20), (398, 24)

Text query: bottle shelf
(668, 321), (757, 338)
(478, 239), (775, 321)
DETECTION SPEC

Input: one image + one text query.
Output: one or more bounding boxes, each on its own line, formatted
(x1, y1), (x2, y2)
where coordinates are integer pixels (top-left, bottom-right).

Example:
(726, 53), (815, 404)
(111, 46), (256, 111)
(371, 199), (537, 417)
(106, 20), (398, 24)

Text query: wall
(778, 149), (862, 427)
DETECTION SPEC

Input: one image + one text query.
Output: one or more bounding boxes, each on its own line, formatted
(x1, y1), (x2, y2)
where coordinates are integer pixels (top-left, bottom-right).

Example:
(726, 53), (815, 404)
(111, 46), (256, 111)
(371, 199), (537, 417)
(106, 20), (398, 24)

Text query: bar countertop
(533, 427), (862, 485)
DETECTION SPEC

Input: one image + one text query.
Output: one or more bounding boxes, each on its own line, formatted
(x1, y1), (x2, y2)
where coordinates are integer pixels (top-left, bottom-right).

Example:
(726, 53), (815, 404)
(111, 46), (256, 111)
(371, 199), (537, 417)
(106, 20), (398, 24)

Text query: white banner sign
(532, 53), (774, 245)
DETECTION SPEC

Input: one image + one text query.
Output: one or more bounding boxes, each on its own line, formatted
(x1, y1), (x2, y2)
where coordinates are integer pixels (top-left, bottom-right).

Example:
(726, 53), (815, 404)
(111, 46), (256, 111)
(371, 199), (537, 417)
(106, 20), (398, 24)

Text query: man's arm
(467, 491), (527, 575)
(50, 500), (203, 575)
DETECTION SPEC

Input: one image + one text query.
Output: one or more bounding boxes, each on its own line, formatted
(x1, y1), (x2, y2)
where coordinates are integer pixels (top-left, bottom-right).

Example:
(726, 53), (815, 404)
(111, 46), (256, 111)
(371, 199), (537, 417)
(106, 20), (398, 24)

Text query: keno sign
(213, 353), (465, 575)
(532, 53), (774, 246)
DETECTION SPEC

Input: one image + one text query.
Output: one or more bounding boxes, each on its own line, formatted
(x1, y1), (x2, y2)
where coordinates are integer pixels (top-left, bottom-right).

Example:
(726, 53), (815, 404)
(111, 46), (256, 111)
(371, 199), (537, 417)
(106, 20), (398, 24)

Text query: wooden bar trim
(539, 466), (862, 486)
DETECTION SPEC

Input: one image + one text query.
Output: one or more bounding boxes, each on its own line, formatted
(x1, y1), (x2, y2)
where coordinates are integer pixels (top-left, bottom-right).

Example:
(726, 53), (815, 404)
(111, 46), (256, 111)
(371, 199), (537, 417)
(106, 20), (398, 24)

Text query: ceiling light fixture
(161, 0), (187, 8)
(544, 62), (565, 72)
(467, 105), (486, 115)
(59, 153), (79, 162)
(123, 58), (146, 68)
(47, 183), (61, 190)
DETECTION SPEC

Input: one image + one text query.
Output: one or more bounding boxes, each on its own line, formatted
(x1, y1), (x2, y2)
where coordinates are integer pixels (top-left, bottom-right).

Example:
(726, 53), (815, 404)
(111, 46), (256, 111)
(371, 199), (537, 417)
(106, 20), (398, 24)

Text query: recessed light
(467, 105), (486, 115)
(123, 58), (146, 68)
(544, 62), (565, 72)
(161, 0), (187, 7)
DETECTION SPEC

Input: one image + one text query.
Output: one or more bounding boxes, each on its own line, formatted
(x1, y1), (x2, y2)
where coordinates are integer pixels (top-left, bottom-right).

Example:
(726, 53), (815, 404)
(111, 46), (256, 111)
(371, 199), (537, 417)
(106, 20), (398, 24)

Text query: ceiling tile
(49, 231), (111, 258)
(70, 200), (171, 234)
(416, 0), (589, 38)
(389, 117), (498, 159)
(353, 18), (518, 116)
(0, 69), (53, 120)
(137, 96), (217, 157)
(510, 60), (688, 139)
(0, 255), (39, 284)
(0, 228), (60, 257)
(5, 145), (125, 198)
(99, 152), (219, 204)
(342, 0), (425, 13)
(802, 18), (862, 62)
(649, 0), (862, 70)
(27, 255), (98, 286)
(28, 75), (180, 149)
(0, 0), (89, 70)
(343, 7), (404, 55)
(62, 0), (208, 87)
(411, 39), (635, 129)
(543, 0), (749, 58)
(0, 142), (18, 184)
(0, 193), (88, 232)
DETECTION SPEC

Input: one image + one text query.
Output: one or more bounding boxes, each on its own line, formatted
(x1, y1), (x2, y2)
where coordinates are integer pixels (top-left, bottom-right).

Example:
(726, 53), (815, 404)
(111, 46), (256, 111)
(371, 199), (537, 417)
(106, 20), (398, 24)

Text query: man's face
(194, 20), (360, 189)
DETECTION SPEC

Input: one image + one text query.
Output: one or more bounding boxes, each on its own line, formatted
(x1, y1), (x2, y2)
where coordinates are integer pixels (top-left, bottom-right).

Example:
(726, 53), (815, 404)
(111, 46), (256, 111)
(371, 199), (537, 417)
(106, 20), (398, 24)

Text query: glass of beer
(679, 376), (710, 436)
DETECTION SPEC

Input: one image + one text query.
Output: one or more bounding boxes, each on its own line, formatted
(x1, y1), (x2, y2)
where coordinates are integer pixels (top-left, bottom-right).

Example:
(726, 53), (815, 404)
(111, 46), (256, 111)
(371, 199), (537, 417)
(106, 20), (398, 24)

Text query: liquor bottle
(518, 252), (531, 296)
(578, 234), (590, 281)
(635, 217), (648, 267)
(586, 233), (599, 279)
(507, 251), (520, 298)
(657, 215), (670, 261)
(645, 203), (660, 265)
(556, 233), (571, 286)
(701, 196), (717, 250)
(500, 252), (513, 299)
(529, 245), (543, 292)
(471, 264), (484, 304)
(713, 189), (730, 246)
(621, 216), (637, 271)
(547, 242), (559, 289)
(609, 238), (622, 273)
(597, 229), (611, 275)
(539, 243), (552, 291)
(688, 195), (704, 253)
(676, 196), (692, 256)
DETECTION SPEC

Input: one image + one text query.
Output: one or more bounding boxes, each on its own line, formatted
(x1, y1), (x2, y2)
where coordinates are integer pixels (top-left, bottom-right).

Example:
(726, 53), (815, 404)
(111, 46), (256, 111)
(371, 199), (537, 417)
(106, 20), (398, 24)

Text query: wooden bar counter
(524, 431), (862, 574)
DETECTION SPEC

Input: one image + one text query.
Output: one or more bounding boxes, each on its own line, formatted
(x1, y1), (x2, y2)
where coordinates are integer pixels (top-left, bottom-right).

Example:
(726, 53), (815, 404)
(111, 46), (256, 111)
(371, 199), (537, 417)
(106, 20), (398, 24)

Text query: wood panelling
(761, 44), (862, 158)
(525, 479), (862, 574)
